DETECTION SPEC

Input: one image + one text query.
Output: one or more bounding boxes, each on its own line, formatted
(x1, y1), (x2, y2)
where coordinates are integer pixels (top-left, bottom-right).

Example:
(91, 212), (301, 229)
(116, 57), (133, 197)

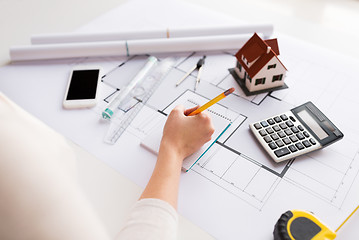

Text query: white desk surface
(1, 0), (359, 239)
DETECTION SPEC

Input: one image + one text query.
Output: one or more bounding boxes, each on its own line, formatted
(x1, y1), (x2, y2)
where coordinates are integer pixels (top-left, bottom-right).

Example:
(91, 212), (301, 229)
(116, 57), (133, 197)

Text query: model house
(234, 33), (287, 95)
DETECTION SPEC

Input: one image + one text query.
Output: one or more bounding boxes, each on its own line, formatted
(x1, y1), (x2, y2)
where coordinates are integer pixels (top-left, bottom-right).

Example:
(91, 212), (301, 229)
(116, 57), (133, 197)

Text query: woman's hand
(140, 105), (214, 208)
(160, 105), (215, 160)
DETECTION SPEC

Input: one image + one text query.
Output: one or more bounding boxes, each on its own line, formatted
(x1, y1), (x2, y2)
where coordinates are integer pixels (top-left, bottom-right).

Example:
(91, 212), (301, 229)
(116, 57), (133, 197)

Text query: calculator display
(297, 110), (328, 140)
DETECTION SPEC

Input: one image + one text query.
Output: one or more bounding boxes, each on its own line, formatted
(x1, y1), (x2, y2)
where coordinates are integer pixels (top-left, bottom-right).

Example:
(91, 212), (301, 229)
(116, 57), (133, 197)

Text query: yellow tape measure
(274, 206), (359, 240)
(274, 210), (336, 240)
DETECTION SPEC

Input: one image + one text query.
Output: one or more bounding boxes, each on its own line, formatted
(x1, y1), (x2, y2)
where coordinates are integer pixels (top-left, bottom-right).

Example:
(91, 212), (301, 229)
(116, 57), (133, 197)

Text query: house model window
(267, 64), (276, 69)
(233, 33), (288, 95)
(272, 74), (283, 82)
(255, 78), (266, 85)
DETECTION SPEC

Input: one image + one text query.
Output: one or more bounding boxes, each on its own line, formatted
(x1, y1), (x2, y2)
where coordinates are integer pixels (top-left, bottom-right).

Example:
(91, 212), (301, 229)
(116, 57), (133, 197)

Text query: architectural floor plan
(81, 46), (359, 238)
(1, 1), (358, 237)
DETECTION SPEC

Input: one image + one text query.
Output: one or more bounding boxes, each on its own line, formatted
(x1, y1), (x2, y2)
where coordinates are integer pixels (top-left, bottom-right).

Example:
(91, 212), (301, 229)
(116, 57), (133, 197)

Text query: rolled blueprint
(10, 34), (251, 62)
(31, 24), (273, 44)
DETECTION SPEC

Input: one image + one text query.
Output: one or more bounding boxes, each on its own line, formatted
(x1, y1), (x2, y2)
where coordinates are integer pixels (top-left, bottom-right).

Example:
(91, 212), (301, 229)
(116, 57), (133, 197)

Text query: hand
(140, 105), (214, 208)
(160, 105), (215, 160)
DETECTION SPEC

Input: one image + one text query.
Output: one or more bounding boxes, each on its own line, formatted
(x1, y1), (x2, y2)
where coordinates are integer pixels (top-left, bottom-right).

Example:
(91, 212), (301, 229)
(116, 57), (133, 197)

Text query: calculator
(249, 102), (344, 163)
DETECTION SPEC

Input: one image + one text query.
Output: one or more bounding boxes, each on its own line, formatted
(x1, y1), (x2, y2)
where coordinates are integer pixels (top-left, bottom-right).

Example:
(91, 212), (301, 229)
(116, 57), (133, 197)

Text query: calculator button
(291, 126), (299, 133)
(274, 116), (282, 123)
(274, 147), (290, 158)
(271, 133), (279, 141)
(254, 123), (262, 129)
(283, 137), (291, 145)
(303, 131), (310, 138)
(264, 136), (272, 143)
(278, 131), (286, 138)
(260, 121), (269, 127)
(259, 130), (267, 136)
(289, 116), (296, 122)
(288, 145), (297, 152)
(266, 127), (274, 134)
(276, 140), (284, 147)
(289, 135), (298, 142)
(286, 121), (294, 127)
(269, 142), (277, 150)
(296, 133), (305, 140)
(267, 118), (275, 125)
(273, 125), (281, 132)
(280, 114), (288, 121)
(284, 129), (293, 136)
(309, 138), (316, 145)
(279, 123), (287, 129)
(295, 142), (305, 150)
(302, 140), (311, 148)
(298, 125), (304, 131)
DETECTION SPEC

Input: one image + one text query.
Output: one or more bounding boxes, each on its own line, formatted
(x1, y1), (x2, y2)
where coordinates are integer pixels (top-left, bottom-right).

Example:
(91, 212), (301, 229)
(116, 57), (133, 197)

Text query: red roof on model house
(235, 33), (287, 79)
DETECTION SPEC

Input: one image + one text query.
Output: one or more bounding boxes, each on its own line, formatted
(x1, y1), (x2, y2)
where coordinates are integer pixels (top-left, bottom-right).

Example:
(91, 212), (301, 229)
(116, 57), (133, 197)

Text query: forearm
(140, 141), (183, 209)
(140, 105), (214, 209)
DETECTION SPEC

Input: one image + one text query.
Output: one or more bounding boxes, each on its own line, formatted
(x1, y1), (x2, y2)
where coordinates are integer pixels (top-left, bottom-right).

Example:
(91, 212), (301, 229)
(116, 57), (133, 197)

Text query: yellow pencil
(187, 87), (235, 116)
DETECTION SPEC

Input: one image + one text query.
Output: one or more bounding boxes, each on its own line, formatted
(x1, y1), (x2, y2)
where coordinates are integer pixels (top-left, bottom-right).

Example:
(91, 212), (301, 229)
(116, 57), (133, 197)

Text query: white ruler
(104, 58), (175, 144)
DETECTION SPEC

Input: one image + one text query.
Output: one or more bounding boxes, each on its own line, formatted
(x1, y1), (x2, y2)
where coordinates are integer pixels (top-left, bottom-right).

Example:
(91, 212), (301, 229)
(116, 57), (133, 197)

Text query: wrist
(159, 137), (186, 161)
(156, 143), (183, 175)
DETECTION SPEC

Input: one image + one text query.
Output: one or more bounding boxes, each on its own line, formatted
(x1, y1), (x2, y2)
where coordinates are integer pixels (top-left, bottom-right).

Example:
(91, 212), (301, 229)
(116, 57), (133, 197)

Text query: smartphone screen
(66, 69), (100, 100)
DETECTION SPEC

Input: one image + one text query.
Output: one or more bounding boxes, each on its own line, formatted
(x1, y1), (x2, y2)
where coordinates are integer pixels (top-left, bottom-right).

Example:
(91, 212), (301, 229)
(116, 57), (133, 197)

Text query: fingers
(170, 105), (185, 118)
(200, 112), (215, 140)
(173, 105), (212, 126)
(184, 105), (199, 116)
(163, 105), (215, 159)
(198, 109), (210, 118)
(172, 104), (184, 112)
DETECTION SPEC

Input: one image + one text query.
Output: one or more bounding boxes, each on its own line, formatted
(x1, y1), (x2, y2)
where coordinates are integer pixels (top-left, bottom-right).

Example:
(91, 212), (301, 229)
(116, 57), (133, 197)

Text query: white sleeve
(0, 93), (111, 240)
(116, 198), (178, 240)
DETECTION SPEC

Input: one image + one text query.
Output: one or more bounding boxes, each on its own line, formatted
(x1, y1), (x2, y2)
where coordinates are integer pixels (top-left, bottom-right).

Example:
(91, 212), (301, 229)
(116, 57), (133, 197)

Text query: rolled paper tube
(31, 24), (274, 44)
(10, 34), (251, 62)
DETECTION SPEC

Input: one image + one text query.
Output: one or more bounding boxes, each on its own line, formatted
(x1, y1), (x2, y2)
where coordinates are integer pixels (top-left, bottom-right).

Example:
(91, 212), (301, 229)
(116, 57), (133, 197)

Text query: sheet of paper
(140, 90), (238, 171)
(1, 0), (359, 239)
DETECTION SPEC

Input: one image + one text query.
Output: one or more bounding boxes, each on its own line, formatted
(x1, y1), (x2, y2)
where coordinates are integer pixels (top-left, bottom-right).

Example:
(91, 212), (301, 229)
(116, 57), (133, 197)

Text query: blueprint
(1, 0), (359, 239)
(87, 47), (358, 239)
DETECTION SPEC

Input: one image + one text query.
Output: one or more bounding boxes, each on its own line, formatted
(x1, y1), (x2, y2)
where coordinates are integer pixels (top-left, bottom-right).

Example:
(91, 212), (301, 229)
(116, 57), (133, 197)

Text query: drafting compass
(176, 55), (206, 90)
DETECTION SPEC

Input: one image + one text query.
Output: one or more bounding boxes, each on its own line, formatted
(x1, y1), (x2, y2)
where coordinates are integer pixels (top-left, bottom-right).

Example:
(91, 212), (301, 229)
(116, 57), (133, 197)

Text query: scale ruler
(104, 57), (175, 144)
